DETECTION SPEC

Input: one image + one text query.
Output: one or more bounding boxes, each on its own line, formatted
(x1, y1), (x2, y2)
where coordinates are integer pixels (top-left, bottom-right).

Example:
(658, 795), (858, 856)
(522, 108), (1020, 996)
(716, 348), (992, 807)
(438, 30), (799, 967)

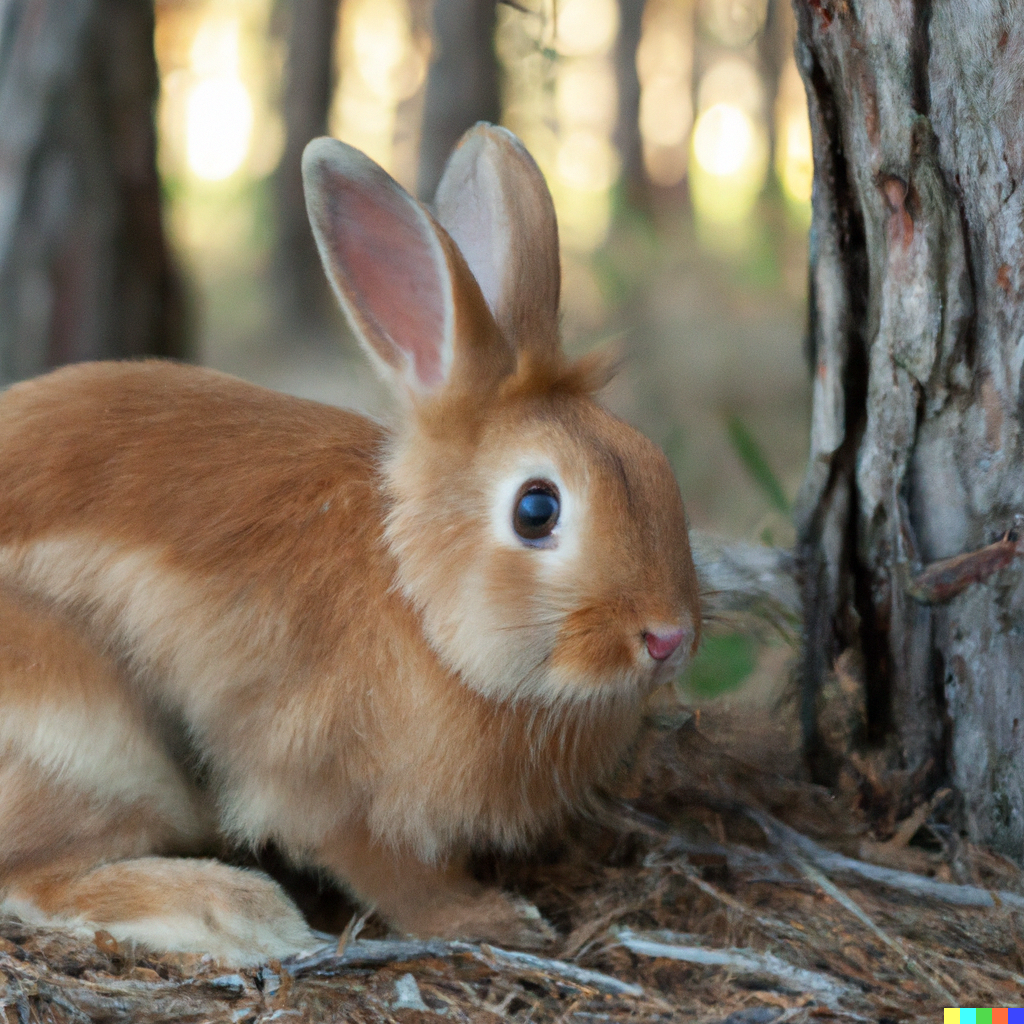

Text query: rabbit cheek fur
(386, 377), (698, 708)
(0, 125), (701, 963)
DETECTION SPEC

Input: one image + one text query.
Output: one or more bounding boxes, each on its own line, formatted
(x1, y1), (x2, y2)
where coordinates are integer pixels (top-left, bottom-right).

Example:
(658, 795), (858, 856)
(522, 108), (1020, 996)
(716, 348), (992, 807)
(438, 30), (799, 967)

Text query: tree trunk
(615, 0), (645, 203)
(796, 0), (1024, 857)
(270, 0), (339, 333)
(416, 0), (500, 202)
(0, 0), (187, 385)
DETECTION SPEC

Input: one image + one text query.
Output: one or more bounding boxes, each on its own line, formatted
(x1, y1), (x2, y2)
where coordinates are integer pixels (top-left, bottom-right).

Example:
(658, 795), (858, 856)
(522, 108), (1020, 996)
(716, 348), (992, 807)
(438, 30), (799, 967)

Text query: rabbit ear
(302, 137), (459, 394)
(433, 123), (561, 354)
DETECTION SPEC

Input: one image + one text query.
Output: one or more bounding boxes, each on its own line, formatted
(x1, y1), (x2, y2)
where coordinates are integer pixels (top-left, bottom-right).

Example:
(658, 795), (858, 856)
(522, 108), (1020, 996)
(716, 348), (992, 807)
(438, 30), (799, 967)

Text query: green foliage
(681, 632), (757, 698)
(590, 248), (631, 308)
(725, 414), (790, 515)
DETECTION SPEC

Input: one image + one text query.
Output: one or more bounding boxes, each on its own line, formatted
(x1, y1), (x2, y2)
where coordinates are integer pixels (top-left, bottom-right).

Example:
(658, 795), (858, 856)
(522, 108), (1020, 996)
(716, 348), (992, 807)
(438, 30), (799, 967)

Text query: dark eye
(513, 481), (560, 541)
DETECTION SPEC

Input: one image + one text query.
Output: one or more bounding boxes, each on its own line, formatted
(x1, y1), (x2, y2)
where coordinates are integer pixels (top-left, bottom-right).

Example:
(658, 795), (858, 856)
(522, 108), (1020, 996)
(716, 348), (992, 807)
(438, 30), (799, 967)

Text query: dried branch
(284, 937), (461, 975)
(285, 936), (643, 997)
(612, 927), (864, 1015)
(900, 530), (1024, 605)
(747, 807), (1024, 912)
(476, 944), (644, 997)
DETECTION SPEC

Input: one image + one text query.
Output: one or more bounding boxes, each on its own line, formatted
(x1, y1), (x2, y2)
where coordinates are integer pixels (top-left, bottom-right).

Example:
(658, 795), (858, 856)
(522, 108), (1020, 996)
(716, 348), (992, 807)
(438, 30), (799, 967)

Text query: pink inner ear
(323, 173), (447, 388)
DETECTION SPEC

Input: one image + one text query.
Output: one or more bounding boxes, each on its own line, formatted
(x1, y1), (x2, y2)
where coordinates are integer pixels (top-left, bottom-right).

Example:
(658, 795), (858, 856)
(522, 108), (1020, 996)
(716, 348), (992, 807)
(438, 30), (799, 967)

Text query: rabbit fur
(0, 124), (701, 964)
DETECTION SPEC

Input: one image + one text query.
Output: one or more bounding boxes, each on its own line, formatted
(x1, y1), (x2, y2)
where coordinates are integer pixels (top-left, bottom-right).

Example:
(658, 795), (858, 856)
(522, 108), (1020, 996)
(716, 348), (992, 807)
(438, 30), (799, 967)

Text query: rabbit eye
(513, 481), (560, 541)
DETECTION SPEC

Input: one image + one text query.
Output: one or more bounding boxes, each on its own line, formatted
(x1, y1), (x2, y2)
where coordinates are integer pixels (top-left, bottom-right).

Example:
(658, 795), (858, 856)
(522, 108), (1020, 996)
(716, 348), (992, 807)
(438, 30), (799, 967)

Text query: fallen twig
(612, 927), (865, 1015)
(670, 857), (812, 946)
(284, 937), (644, 998)
(284, 937), (461, 976)
(746, 807), (1024, 911)
(476, 944), (644, 997)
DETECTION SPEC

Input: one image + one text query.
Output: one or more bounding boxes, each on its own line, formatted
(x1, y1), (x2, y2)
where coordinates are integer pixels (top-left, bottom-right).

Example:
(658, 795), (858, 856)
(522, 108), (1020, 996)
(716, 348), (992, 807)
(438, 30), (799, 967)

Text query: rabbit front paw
(433, 889), (556, 950)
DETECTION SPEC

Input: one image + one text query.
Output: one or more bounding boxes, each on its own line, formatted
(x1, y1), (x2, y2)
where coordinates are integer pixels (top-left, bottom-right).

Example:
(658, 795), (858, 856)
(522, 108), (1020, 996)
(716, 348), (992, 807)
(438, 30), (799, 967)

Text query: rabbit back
(0, 360), (639, 863)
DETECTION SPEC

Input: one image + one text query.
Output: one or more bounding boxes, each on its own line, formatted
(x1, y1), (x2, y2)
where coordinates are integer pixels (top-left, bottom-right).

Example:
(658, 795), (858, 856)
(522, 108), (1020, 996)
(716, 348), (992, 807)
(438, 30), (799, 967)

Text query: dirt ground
(4, 722), (1023, 1023)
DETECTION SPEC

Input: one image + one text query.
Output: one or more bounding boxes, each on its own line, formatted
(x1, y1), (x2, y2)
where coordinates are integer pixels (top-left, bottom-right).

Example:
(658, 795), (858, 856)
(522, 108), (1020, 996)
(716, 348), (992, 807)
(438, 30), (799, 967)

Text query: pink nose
(644, 628), (687, 661)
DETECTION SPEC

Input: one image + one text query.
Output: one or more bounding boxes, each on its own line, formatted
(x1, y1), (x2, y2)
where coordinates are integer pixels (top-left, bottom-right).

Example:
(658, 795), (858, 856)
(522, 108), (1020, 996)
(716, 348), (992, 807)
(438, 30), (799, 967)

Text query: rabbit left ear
(433, 123), (561, 354)
(302, 136), (458, 394)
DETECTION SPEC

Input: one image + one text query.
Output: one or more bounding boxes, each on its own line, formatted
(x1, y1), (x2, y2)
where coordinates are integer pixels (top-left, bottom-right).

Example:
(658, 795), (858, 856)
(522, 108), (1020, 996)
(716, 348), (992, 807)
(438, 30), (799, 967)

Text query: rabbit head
(303, 124), (700, 710)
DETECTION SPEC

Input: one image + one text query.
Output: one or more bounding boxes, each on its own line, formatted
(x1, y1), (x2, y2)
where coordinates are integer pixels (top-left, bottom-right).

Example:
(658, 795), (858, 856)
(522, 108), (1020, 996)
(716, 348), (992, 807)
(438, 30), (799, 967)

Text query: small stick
(746, 806), (1024, 912)
(792, 855), (955, 1004)
(285, 937), (645, 998)
(612, 927), (863, 1015)
(335, 907), (373, 957)
(475, 944), (645, 998)
(885, 788), (951, 849)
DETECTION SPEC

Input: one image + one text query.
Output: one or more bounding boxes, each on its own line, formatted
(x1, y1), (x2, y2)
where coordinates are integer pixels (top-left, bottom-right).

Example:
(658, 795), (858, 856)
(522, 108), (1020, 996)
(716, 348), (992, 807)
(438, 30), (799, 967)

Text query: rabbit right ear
(302, 137), (462, 396)
(433, 124), (561, 355)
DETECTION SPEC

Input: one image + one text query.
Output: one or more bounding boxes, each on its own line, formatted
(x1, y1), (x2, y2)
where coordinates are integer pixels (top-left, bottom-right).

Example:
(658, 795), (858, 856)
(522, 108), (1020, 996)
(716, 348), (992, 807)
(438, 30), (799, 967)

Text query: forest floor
(4, 719), (1023, 1023)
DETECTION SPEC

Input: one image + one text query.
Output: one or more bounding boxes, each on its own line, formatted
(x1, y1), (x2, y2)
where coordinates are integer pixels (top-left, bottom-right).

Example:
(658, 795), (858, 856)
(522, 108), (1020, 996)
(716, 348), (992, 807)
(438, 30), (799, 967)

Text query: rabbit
(0, 123), (701, 965)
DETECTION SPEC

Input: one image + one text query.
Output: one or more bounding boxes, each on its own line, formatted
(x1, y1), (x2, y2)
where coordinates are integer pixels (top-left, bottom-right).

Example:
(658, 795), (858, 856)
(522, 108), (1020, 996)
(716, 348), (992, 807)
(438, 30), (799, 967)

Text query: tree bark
(795, 0), (1024, 857)
(270, 0), (339, 333)
(416, 0), (500, 202)
(0, 0), (187, 385)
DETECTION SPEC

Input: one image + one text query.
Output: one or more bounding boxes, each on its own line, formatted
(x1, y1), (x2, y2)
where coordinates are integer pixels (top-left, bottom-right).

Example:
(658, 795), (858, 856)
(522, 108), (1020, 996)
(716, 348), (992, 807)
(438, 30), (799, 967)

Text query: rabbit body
(0, 126), (700, 963)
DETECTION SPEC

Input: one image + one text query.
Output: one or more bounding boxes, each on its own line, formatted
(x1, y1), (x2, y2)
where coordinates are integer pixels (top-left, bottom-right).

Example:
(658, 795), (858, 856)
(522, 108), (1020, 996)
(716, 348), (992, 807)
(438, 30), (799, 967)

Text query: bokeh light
(556, 60), (617, 133)
(155, 2), (282, 186)
(555, 0), (619, 57)
(775, 57), (813, 217)
(689, 57), (769, 226)
(151, 0), (813, 274)
(185, 34), (253, 182)
(497, 0), (620, 252)
(330, 0), (429, 186)
(637, 0), (694, 187)
(698, 0), (768, 47)
(693, 103), (756, 177)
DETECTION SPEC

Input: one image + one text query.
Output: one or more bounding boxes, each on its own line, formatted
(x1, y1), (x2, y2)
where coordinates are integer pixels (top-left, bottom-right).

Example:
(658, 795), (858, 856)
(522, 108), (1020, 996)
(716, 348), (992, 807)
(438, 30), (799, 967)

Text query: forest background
(0, 0), (816, 754)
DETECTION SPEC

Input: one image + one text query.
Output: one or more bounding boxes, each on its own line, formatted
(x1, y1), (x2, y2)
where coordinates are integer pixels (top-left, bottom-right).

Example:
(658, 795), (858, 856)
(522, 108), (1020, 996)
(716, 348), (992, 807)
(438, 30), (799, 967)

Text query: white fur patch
(0, 537), (291, 719)
(488, 456), (582, 568)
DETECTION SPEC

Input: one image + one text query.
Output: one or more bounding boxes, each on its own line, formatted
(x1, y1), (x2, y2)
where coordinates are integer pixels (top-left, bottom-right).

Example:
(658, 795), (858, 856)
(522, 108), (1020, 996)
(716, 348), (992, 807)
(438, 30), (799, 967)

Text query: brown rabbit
(0, 124), (700, 964)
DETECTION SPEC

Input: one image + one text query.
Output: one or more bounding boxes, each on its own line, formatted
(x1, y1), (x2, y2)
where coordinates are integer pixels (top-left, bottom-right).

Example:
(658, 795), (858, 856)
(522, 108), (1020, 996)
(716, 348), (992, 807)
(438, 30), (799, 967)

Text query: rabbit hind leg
(0, 584), (213, 873)
(0, 589), (313, 964)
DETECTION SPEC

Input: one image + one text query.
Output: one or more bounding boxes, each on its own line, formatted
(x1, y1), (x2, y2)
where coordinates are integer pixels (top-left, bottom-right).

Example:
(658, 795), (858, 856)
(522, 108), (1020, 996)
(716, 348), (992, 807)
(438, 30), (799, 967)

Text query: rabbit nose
(644, 627), (688, 661)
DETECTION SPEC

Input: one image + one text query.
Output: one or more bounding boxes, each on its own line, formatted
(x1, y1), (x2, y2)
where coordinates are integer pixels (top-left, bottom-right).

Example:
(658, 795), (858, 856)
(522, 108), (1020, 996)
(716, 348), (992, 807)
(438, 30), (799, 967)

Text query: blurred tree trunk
(758, 0), (793, 164)
(795, 0), (1024, 857)
(271, 0), (339, 333)
(0, 0), (187, 385)
(417, 0), (500, 202)
(615, 0), (645, 204)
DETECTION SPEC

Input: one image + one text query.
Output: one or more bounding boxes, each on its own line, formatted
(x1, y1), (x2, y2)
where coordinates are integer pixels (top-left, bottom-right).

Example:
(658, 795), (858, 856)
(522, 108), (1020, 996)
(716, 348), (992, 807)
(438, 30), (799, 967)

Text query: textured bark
(795, 0), (1024, 857)
(0, 0), (187, 384)
(270, 0), (339, 331)
(416, 0), (500, 202)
